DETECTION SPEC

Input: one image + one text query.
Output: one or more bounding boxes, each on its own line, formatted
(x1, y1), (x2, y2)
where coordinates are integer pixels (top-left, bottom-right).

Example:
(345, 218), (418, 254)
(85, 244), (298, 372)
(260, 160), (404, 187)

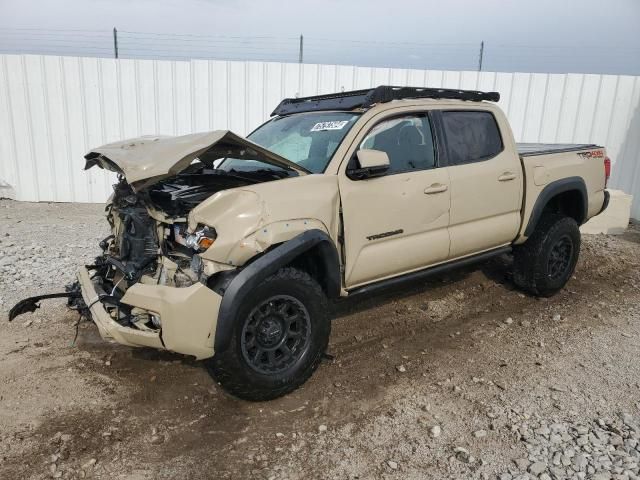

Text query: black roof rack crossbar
(271, 85), (500, 116)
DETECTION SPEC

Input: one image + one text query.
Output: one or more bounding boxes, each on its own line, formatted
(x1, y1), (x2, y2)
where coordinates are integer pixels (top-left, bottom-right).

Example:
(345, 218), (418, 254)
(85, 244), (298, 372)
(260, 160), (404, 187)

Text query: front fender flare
(212, 229), (340, 353)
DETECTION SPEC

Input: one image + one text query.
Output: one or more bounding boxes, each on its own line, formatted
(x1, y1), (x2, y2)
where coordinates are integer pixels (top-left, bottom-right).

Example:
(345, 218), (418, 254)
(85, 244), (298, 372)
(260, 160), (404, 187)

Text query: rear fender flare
(524, 176), (587, 237)
(212, 229), (340, 353)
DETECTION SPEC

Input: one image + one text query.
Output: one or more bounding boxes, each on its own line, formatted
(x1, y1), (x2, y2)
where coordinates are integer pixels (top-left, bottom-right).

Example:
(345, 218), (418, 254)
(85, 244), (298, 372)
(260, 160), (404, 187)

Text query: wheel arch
(210, 229), (340, 353)
(524, 177), (587, 237)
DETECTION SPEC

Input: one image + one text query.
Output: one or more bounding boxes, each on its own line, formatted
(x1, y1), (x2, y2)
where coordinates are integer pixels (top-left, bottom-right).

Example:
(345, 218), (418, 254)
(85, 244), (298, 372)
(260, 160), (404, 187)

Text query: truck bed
(517, 143), (600, 157)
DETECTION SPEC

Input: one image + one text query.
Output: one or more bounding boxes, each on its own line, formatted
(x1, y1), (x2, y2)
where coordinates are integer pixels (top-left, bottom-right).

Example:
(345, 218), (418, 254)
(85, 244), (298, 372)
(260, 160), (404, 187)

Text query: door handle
(498, 172), (517, 181)
(424, 183), (448, 194)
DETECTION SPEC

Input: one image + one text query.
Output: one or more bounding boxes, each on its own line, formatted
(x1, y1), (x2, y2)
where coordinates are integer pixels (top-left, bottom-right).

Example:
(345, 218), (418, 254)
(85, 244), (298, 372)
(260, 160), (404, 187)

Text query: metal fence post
(113, 27), (119, 59)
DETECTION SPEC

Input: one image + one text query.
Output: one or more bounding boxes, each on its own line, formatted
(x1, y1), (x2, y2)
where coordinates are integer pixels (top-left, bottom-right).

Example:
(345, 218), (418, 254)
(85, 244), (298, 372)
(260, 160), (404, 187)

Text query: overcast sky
(1, 0), (639, 74)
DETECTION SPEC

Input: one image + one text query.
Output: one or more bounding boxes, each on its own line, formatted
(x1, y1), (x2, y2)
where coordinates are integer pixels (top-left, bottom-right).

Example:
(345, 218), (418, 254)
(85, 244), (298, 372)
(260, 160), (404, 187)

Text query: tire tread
(513, 214), (580, 297)
(205, 267), (329, 401)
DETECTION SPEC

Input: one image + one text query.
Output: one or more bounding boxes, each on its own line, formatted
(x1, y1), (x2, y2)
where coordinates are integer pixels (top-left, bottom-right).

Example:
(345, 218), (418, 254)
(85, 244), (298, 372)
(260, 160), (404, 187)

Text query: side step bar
(347, 246), (512, 297)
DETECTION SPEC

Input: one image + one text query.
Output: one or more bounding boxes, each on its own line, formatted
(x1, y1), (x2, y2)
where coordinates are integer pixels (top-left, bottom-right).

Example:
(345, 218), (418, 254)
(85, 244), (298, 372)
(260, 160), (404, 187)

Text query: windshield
(220, 112), (360, 174)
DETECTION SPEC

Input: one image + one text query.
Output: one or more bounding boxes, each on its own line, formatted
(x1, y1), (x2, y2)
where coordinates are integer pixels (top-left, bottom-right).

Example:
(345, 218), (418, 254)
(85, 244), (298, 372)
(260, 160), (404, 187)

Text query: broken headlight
(174, 224), (217, 252)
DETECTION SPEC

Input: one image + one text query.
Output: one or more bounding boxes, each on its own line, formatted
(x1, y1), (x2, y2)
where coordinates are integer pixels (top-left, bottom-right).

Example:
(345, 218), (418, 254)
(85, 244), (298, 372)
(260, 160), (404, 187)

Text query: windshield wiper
(228, 168), (293, 180)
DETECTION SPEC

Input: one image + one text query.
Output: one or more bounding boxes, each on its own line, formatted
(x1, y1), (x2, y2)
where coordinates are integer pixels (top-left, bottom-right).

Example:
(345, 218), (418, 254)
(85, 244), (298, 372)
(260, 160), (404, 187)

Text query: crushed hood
(84, 130), (308, 191)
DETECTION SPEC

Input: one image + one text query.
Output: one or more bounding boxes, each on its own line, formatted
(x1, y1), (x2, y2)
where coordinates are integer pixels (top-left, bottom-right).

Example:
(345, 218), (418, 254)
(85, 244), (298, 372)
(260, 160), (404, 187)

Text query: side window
(358, 115), (436, 174)
(441, 111), (503, 166)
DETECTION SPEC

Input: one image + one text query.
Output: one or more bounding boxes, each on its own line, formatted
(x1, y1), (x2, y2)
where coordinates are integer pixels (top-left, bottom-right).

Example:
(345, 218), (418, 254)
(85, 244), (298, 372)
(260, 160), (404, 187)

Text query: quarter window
(441, 111), (503, 165)
(359, 114), (436, 174)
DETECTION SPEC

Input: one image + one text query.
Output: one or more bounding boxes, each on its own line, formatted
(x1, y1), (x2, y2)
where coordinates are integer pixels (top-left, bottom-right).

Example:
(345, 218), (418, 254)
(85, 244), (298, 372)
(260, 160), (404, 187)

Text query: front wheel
(205, 267), (330, 401)
(513, 214), (581, 297)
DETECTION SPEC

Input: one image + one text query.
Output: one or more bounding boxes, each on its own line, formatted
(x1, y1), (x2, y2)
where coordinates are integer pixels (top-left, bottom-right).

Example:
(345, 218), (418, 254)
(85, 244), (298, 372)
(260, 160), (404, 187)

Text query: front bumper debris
(76, 266), (222, 360)
(9, 283), (84, 321)
(76, 266), (164, 350)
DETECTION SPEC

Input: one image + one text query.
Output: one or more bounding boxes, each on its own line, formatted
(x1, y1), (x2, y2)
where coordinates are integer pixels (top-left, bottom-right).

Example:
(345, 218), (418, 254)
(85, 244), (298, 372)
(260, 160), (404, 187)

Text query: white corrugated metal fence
(0, 54), (639, 217)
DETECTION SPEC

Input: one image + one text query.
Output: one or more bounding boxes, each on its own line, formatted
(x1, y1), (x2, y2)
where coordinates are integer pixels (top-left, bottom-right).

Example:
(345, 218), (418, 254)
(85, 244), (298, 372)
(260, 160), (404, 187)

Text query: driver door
(339, 113), (451, 289)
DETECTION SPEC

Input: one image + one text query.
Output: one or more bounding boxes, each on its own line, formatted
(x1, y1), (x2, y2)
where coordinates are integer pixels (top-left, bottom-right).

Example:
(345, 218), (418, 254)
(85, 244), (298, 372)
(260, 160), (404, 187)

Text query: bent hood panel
(84, 130), (307, 191)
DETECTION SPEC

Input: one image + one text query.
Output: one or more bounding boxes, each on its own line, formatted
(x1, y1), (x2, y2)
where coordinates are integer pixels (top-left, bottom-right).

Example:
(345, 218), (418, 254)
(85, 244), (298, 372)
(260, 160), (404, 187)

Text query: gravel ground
(1, 198), (639, 480)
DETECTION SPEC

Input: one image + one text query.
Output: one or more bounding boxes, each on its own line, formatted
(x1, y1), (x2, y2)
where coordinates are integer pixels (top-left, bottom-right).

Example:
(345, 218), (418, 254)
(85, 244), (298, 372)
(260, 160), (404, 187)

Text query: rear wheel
(205, 267), (330, 401)
(513, 214), (581, 297)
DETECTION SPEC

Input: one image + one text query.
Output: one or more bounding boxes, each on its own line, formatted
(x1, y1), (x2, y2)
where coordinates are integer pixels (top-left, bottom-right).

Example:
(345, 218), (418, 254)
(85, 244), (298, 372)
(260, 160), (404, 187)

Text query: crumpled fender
(189, 174), (339, 268)
(189, 188), (266, 264)
(223, 218), (329, 266)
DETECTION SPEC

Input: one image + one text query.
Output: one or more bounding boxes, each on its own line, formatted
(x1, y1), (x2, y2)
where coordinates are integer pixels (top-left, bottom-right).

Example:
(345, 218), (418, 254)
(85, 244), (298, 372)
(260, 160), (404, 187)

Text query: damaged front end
(10, 130), (304, 359)
(71, 200), (221, 358)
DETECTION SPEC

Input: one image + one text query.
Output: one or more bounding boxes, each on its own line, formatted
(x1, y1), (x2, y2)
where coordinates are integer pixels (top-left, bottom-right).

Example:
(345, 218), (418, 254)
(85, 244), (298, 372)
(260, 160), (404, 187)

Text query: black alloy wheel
(240, 295), (312, 375)
(547, 234), (574, 280)
(205, 267), (330, 401)
(512, 214), (581, 297)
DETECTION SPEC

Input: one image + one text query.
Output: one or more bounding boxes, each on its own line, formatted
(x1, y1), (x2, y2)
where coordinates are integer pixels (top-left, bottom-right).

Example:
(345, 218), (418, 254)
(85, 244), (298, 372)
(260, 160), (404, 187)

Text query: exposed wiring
(156, 262), (164, 285)
(110, 276), (125, 296)
(71, 311), (87, 347)
(70, 294), (107, 347)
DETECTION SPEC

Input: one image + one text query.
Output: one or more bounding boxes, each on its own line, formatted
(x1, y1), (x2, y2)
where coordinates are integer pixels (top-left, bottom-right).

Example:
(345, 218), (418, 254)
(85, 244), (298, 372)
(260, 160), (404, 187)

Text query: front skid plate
(8, 290), (82, 321)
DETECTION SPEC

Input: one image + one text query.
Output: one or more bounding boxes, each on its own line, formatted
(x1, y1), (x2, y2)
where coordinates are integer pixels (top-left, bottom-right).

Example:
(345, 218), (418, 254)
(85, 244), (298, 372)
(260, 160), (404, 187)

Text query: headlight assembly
(174, 224), (217, 252)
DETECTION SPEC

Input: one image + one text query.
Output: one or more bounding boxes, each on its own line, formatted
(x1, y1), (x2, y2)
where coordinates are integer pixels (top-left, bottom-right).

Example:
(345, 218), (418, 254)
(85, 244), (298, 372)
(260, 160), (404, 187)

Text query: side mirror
(347, 149), (390, 180)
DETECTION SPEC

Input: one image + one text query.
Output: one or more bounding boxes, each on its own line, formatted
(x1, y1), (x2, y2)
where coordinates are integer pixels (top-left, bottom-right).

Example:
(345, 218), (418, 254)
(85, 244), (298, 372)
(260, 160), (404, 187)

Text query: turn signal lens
(180, 224), (217, 252)
(197, 236), (215, 249)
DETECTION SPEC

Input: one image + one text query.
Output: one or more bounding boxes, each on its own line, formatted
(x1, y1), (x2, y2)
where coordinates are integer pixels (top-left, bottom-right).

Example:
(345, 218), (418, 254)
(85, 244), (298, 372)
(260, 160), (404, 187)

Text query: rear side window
(441, 111), (503, 165)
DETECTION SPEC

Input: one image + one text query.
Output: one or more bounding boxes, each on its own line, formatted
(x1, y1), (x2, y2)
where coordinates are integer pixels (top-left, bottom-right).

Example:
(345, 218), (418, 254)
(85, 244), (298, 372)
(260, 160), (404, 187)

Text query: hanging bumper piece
(8, 283), (84, 321)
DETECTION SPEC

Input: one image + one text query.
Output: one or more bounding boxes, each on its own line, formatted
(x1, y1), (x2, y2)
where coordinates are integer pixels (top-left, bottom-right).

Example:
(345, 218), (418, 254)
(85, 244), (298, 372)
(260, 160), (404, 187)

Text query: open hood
(84, 130), (308, 191)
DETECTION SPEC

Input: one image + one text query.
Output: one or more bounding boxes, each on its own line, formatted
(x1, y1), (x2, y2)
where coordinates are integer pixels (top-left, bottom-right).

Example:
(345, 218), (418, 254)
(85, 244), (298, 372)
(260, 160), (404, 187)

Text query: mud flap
(8, 282), (85, 321)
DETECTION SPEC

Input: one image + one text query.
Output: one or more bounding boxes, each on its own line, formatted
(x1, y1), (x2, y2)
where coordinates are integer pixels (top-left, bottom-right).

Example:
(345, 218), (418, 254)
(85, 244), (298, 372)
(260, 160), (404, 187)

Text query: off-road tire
(205, 267), (330, 401)
(513, 214), (581, 297)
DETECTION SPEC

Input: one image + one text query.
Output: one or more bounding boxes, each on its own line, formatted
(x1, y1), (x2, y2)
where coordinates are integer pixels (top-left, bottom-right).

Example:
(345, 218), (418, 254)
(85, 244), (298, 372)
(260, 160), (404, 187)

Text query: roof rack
(271, 85), (500, 116)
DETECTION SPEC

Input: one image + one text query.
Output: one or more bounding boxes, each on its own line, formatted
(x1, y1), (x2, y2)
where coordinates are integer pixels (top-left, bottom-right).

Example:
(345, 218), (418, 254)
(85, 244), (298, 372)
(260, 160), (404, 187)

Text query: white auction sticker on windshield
(310, 120), (349, 132)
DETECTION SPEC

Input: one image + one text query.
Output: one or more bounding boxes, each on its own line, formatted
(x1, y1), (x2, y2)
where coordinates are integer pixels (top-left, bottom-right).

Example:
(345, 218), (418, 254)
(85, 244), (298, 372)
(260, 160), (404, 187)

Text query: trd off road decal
(310, 120), (349, 132)
(577, 150), (604, 159)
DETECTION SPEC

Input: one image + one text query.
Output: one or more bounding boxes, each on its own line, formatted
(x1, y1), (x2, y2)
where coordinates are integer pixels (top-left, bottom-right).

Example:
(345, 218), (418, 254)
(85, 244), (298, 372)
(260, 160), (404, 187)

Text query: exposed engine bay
(100, 164), (286, 286)
(77, 165), (289, 332)
(147, 163), (289, 216)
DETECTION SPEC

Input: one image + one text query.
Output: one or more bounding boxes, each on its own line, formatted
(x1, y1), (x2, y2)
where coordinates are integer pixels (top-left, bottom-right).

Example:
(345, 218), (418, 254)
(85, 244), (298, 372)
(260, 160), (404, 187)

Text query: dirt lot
(1, 199), (639, 480)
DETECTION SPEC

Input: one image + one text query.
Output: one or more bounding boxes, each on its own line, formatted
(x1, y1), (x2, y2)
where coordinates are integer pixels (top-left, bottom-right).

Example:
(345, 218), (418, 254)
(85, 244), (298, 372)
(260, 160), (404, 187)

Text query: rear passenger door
(438, 110), (522, 257)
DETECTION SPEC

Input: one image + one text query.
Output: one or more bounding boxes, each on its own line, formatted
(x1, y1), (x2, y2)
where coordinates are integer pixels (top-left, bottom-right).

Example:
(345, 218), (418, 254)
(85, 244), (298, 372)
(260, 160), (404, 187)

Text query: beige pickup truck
(10, 86), (610, 401)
